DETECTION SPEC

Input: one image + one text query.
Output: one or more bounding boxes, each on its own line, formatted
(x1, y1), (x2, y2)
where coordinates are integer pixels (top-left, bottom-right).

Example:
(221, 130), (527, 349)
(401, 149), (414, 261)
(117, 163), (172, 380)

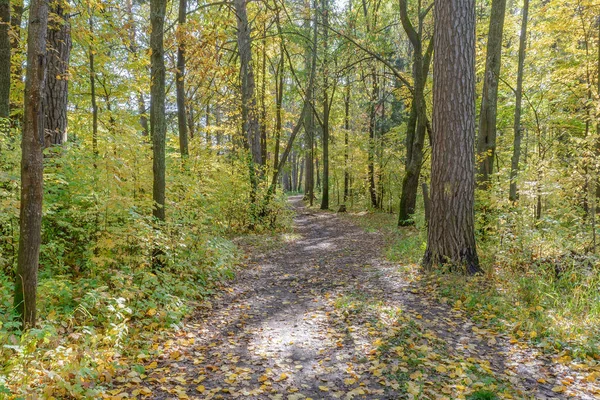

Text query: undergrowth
(0, 131), (292, 398)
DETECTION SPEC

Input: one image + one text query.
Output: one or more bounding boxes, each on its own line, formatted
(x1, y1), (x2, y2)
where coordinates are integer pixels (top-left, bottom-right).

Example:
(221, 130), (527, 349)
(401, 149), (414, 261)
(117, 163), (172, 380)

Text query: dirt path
(134, 196), (598, 399)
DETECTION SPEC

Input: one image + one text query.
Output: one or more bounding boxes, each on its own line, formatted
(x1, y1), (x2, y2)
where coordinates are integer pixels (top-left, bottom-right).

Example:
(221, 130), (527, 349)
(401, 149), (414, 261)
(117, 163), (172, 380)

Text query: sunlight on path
(109, 196), (599, 400)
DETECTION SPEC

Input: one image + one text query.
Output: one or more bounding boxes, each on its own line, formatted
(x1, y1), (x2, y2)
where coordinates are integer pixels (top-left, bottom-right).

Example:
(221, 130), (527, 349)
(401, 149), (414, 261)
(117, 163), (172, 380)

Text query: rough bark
(150, 0), (167, 221)
(14, 0), (49, 329)
(476, 0), (507, 187)
(44, 0), (71, 147)
(0, 0), (9, 118)
(176, 0), (189, 157)
(423, 0), (481, 274)
(509, 0), (529, 202)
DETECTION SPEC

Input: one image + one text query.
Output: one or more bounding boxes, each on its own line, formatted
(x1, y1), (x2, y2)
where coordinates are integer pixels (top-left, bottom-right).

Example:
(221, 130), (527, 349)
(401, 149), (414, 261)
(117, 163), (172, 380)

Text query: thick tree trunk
(176, 0), (189, 157)
(476, 0), (507, 187)
(150, 0), (167, 221)
(0, 0), (9, 118)
(14, 0), (49, 329)
(423, 0), (481, 274)
(44, 0), (71, 147)
(509, 0), (529, 202)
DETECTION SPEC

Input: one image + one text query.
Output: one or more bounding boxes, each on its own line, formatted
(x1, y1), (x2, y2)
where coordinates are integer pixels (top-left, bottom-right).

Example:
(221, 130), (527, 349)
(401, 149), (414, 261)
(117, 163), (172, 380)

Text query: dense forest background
(1, 0), (600, 397)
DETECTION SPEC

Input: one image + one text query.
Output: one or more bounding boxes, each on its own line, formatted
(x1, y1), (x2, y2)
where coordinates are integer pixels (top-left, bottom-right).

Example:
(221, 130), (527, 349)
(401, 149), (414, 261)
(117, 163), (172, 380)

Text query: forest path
(136, 196), (596, 400)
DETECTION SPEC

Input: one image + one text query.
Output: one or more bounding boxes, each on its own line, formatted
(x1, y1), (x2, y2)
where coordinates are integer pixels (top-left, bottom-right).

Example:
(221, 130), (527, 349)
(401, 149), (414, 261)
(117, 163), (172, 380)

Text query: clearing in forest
(119, 196), (599, 400)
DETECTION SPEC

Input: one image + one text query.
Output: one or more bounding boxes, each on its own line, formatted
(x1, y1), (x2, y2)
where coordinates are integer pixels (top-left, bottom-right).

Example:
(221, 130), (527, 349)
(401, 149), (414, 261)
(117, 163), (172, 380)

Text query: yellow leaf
(146, 308), (157, 316)
(585, 372), (599, 382)
(409, 371), (422, 380)
(551, 385), (566, 393)
(258, 375), (268, 382)
(530, 331), (537, 339)
(196, 385), (205, 393)
(407, 381), (420, 396)
(147, 361), (158, 369)
(436, 365), (447, 373)
(344, 378), (356, 385)
(275, 373), (288, 381)
(318, 386), (329, 391)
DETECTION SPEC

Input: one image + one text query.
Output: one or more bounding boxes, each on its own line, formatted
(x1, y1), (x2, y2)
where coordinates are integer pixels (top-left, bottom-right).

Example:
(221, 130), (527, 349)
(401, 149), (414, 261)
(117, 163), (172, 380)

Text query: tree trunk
(187, 101), (195, 139)
(234, 0), (262, 168)
(368, 69), (378, 208)
(320, 0), (330, 210)
(0, 0), (9, 118)
(44, 0), (72, 147)
(14, 0), (49, 329)
(398, 0), (433, 225)
(298, 160), (304, 192)
(260, 21), (267, 167)
(88, 10), (98, 159)
(272, 18), (284, 185)
(176, 0), (189, 157)
(343, 82), (350, 203)
(315, 156), (321, 191)
(509, 0), (529, 202)
(423, 0), (481, 274)
(476, 0), (507, 187)
(292, 151), (298, 191)
(303, 0), (315, 205)
(150, 0), (167, 222)
(125, 0), (148, 136)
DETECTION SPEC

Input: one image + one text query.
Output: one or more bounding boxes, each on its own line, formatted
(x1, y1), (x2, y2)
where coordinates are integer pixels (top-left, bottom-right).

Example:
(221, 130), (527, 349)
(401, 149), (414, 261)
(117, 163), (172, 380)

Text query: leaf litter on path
(107, 196), (599, 399)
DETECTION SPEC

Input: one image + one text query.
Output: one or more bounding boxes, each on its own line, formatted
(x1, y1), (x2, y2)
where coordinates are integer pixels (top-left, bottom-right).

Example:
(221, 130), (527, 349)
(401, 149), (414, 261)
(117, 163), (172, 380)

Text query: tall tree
(423, 0), (481, 274)
(320, 0), (330, 210)
(44, 0), (72, 147)
(150, 0), (167, 221)
(0, 0), (9, 119)
(176, 0), (189, 157)
(304, 0), (315, 205)
(88, 7), (98, 159)
(397, 0), (434, 225)
(14, 0), (49, 328)
(509, 0), (529, 202)
(476, 0), (507, 187)
(234, 0), (262, 169)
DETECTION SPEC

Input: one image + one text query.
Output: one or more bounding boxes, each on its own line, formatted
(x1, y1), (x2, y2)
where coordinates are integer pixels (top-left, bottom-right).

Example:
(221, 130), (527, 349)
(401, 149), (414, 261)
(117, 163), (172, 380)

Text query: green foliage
(0, 116), (292, 397)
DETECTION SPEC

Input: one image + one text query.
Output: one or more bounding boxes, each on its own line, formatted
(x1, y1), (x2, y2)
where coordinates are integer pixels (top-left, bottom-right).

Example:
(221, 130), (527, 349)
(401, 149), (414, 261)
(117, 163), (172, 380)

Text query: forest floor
(115, 196), (600, 400)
